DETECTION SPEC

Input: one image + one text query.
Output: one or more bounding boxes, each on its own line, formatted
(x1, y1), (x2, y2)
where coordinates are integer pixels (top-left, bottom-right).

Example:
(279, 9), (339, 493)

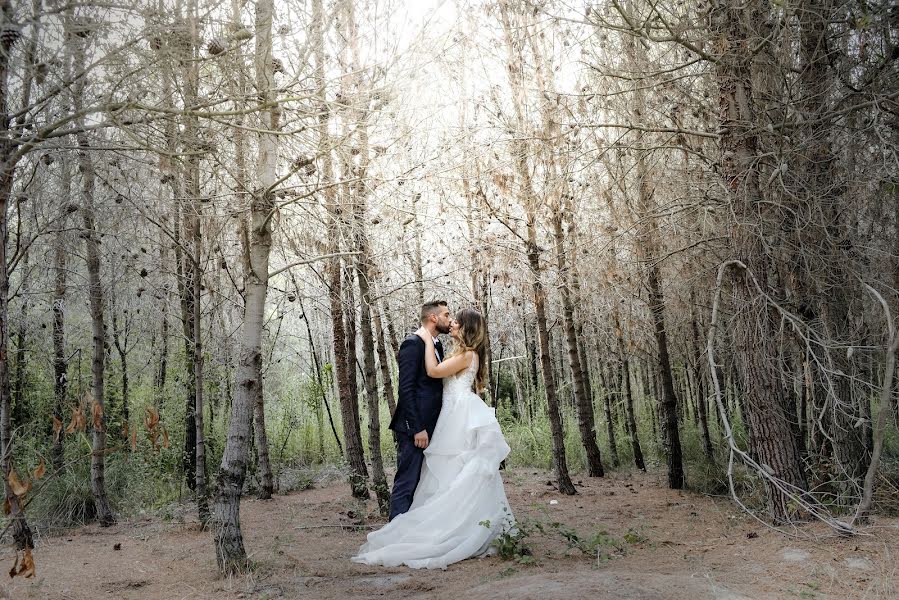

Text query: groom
(387, 300), (451, 520)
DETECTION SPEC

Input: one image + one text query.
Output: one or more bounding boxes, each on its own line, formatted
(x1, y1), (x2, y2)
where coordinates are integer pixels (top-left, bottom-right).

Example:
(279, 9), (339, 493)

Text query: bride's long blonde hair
(447, 308), (488, 393)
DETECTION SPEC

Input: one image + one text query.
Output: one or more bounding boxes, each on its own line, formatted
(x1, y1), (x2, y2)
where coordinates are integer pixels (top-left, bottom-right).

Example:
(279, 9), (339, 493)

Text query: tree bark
(0, 0), (35, 547)
(110, 293), (130, 435)
(712, 0), (809, 521)
(213, 0), (279, 570)
(312, 0), (369, 499)
(253, 372), (273, 499)
(646, 265), (685, 488)
(51, 169), (70, 470)
(614, 311), (645, 471)
(11, 248), (26, 430)
(499, 2), (575, 493)
(78, 144), (115, 526)
(343, 10), (390, 508)
(598, 363), (620, 468)
(67, 12), (115, 525)
(528, 240), (576, 494)
(552, 209), (603, 477)
(690, 297), (715, 462)
(373, 304), (396, 416)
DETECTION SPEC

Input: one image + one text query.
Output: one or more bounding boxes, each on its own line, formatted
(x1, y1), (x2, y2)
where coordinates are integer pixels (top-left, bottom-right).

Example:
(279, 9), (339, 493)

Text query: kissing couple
(352, 301), (515, 569)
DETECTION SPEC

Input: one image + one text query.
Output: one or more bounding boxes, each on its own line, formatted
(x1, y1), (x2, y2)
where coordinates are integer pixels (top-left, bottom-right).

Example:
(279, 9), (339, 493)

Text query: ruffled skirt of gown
(351, 384), (514, 569)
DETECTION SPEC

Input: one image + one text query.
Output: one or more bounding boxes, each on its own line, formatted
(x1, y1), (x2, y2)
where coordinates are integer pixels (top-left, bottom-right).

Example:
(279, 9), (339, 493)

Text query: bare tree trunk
(343, 9), (390, 508)
(0, 3), (34, 548)
(175, 194), (198, 490)
(312, 0), (368, 499)
(691, 298), (714, 462)
(213, 0), (279, 570)
(178, 0), (209, 522)
(253, 372), (273, 499)
(528, 239), (576, 494)
(712, 0), (808, 521)
(373, 304), (396, 416)
(78, 146), (115, 526)
(381, 295), (402, 357)
(552, 210), (604, 477)
(297, 296), (343, 455)
(499, 2), (575, 493)
(614, 312), (645, 471)
(523, 315), (539, 398)
(66, 12), (116, 525)
(51, 174), (70, 470)
(110, 302), (127, 433)
(11, 249), (27, 429)
(646, 264), (685, 488)
(154, 296), (169, 391)
(598, 363), (619, 468)
(341, 264), (369, 495)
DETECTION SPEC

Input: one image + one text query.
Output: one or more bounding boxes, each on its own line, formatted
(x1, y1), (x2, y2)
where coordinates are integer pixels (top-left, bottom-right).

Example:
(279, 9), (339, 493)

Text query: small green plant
(481, 514), (541, 564)
(552, 523), (625, 560)
(623, 526), (649, 545)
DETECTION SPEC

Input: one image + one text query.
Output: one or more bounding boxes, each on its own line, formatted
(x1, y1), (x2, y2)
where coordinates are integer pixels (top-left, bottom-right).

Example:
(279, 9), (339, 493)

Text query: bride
(351, 308), (514, 569)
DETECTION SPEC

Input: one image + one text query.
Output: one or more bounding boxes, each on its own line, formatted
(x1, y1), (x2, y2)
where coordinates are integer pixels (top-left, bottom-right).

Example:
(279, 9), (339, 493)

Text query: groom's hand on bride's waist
(414, 430), (429, 449)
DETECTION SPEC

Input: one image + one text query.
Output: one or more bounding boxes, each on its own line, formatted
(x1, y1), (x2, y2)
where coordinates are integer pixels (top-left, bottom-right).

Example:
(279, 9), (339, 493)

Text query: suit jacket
(389, 334), (443, 437)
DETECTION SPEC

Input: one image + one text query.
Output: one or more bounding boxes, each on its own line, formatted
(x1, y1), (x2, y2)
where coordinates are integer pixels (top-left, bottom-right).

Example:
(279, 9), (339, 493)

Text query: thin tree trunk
(312, 0), (368, 499)
(373, 304), (396, 416)
(78, 143), (115, 526)
(0, 0), (35, 547)
(179, 0), (208, 522)
(552, 210), (603, 476)
(343, 10), (390, 508)
(213, 0), (279, 570)
(528, 239), (576, 495)
(67, 13), (115, 525)
(646, 265), (685, 489)
(691, 298), (714, 462)
(297, 296), (343, 455)
(110, 292), (130, 435)
(614, 312), (645, 471)
(11, 249), (26, 429)
(599, 364), (619, 468)
(499, 3), (575, 494)
(51, 177), (69, 470)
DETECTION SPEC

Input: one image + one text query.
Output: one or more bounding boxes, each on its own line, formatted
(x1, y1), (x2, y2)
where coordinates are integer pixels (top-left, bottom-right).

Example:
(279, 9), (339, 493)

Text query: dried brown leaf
(20, 548), (34, 578)
(130, 427), (137, 451)
(91, 399), (104, 432)
(8, 552), (17, 578)
(2, 497), (10, 516)
(52, 415), (63, 443)
(33, 458), (45, 480)
(144, 406), (159, 431)
(64, 406), (81, 434)
(7, 469), (31, 498)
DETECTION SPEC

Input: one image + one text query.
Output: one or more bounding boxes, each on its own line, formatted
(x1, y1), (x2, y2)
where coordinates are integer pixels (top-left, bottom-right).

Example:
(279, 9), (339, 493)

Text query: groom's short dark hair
(421, 300), (448, 322)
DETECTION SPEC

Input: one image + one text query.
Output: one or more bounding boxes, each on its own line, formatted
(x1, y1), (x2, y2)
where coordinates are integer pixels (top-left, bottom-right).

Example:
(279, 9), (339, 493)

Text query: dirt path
(5, 469), (897, 599)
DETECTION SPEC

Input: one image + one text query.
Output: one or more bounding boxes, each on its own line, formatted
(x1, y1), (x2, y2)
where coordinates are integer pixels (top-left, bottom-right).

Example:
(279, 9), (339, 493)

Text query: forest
(0, 0), (898, 596)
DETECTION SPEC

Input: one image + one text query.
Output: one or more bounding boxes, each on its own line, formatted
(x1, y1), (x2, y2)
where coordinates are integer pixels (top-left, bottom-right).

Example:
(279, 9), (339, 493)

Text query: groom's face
(433, 306), (451, 335)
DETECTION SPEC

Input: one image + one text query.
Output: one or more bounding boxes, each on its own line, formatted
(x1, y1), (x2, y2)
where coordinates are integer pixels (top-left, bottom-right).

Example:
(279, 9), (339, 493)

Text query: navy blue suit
(387, 334), (443, 520)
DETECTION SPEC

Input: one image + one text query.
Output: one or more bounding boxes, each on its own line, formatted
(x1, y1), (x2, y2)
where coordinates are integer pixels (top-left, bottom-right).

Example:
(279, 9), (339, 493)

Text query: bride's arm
(415, 328), (472, 379)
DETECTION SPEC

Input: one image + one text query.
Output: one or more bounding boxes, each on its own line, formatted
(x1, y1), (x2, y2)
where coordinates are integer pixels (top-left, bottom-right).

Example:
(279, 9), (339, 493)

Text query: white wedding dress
(351, 355), (514, 569)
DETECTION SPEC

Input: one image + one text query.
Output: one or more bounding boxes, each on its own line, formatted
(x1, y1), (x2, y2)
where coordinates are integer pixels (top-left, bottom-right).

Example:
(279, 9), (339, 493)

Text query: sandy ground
(4, 468), (897, 599)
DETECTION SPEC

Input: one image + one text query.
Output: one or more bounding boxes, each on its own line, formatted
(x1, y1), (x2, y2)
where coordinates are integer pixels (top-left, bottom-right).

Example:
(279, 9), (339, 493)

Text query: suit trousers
(388, 433), (424, 521)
